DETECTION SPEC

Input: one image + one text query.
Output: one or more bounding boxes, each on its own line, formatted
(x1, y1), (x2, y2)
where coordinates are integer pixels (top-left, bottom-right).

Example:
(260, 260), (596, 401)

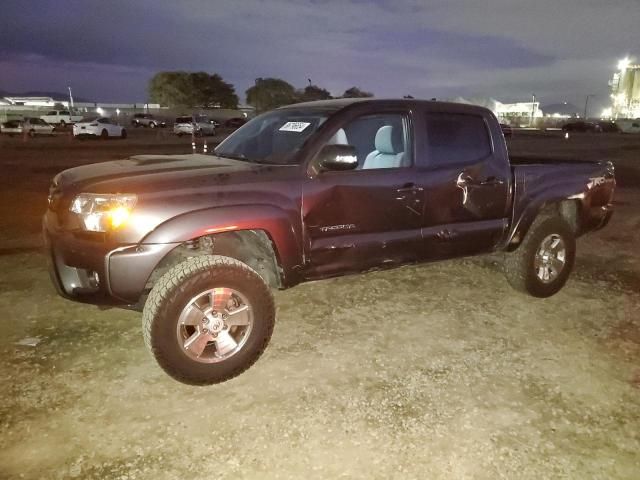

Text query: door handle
(457, 174), (504, 187)
(396, 183), (424, 193)
(478, 176), (505, 186)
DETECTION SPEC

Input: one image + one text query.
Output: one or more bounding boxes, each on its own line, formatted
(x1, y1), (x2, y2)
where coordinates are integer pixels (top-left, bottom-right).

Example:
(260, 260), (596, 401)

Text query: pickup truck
(40, 110), (83, 126)
(43, 99), (615, 385)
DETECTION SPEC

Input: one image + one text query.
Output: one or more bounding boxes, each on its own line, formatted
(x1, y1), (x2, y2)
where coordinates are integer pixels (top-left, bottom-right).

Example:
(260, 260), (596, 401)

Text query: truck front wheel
(142, 255), (275, 385)
(504, 216), (576, 298)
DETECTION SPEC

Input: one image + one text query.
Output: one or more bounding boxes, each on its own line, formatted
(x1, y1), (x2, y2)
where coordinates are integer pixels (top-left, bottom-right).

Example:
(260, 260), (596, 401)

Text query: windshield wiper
(215, 152), (260, 163)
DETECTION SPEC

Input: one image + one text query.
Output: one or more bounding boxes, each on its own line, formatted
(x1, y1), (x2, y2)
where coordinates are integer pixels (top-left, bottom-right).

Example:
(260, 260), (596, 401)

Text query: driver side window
(327, 113), (410, 169)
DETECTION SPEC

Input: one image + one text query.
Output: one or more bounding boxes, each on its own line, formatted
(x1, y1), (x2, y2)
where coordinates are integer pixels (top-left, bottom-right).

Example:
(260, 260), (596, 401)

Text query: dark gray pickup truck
(44, 99), (615, 385)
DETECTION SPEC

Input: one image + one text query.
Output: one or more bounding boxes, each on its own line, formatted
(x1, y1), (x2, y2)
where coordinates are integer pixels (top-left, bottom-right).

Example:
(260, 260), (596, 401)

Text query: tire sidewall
(149, 262), (274, 384)
(523, 217), (576, 297)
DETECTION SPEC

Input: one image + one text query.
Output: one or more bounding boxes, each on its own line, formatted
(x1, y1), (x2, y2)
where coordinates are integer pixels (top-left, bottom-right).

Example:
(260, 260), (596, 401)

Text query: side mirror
(318, 144), (358, 171)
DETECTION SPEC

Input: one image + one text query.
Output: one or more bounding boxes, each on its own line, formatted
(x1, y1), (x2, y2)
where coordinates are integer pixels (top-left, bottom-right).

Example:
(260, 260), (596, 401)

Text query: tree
(342, 87), (373, 98)
(299, 84), (332, 102)
(246, 78), (298, 112)
(148, 71), (238, 108)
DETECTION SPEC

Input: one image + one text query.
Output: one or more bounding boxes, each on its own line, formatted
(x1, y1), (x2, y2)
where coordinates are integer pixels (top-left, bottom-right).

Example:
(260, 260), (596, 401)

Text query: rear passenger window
(425, 113), (491, 166)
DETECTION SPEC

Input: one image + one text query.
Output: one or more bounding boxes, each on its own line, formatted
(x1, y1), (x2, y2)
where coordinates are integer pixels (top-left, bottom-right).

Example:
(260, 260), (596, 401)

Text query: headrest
(375, 125), (395, 154)
(328, 128), (348, 145)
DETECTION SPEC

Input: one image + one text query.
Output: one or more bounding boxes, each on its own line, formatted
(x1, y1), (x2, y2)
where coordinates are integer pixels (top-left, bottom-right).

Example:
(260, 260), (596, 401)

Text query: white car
(40, 110), (83, 126)
(173, 115), (216, 136)
(1, 118), (54, 137)
(73, 117), (127, 139)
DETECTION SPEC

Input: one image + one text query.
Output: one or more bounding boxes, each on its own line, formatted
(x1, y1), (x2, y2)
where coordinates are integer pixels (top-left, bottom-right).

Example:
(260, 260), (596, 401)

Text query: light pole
(530, 94), (536, 127)
(584, 94), (596, 120)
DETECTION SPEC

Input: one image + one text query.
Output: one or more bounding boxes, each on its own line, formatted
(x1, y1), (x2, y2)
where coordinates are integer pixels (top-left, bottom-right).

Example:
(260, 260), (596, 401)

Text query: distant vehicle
(73, 117), (127, 139)
(1, 118), (54, 137)
(224, 117), (247, 129)
(131, 113), (166, 128)
(500, 123), (513, 137)
(595, 121), (621, 133)
(0, 120), (24, 136)
(562, 121), (600, 133)
(40, 110), (83, 126)
(615, 119), (640, 134)
(173, 115), (216, 137)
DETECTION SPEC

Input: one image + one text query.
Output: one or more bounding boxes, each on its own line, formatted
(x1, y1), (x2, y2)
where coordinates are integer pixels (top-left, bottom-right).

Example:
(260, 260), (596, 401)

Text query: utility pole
(68, 86), (74, 110)
(530, 94), (536, 127)
(583, 94), (595, 119)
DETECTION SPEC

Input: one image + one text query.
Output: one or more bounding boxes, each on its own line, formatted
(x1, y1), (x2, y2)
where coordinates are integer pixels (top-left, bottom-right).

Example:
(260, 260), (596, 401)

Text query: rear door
(302, 110), (424, 277)
(417, 109), (511, 257)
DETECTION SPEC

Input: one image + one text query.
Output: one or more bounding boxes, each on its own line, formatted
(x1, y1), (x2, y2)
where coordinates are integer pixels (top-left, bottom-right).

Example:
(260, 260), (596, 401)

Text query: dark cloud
(0, 0), (637, 109)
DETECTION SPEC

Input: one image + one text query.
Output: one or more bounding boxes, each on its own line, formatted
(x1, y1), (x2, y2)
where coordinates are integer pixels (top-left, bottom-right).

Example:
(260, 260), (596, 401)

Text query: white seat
(363, 125), (404, 169)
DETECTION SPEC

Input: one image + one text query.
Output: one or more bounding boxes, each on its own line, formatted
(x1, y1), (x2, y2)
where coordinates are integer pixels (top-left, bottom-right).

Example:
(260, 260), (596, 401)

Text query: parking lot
(0, 129), (639, 479)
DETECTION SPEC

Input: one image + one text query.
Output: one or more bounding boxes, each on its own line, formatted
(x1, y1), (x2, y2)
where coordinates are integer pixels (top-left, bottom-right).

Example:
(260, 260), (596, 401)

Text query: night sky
(1, 0), (638, 111)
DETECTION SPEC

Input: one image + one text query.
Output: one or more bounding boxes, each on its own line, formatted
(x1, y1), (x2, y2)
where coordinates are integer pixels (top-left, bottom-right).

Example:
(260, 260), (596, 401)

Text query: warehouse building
(610, 57), (640, 119)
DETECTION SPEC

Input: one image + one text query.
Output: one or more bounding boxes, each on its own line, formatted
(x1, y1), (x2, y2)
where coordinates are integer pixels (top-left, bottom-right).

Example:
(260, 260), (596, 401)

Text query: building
(610, 57), (640, 119)
(450, 97), (543, 125)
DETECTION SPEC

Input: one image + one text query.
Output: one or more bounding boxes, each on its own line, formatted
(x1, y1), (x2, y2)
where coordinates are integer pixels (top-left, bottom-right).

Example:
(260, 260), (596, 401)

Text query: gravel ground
(0, 130), (638, 479)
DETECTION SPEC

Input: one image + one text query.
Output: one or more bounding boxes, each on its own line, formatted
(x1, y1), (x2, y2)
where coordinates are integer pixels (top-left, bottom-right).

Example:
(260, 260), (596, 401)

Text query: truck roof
(278, 98), (493, 116)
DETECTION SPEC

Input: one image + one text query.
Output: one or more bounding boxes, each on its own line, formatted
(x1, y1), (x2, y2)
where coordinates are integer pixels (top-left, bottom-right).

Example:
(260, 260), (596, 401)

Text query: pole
(68, 86), (74, 110)
(583, 95), (594, 120)
(531, 94), (536, 127)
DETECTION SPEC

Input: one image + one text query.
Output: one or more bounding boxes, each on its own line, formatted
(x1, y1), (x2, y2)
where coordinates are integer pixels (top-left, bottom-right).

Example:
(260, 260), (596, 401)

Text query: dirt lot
(0, 129), (639, 479)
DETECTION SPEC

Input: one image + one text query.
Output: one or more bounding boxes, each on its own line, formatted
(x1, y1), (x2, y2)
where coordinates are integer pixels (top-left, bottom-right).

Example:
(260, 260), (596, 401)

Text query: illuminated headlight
(69, 193), (137, 232)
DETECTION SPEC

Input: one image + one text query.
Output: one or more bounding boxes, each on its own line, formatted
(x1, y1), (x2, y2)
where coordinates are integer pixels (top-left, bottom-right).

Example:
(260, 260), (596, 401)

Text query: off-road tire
(504, 215), (575, 297)
(142, 255), (275, 385)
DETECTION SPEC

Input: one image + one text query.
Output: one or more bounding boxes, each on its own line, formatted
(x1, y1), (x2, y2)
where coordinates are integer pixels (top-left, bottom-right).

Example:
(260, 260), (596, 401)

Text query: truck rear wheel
(142, 255), (275, 385)
(504, 215), (575, 297)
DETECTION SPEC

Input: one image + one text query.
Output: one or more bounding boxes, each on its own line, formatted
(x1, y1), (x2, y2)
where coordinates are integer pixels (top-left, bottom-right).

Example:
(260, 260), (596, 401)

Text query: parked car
(40, 110), (83, 126)
(595, 121), (621, 133)
(73, 117), (127, 139)
(0, 119), (24, 136)
(1, 118), (54, 137)
(562, 121), (600, 133)
(616, 119), (640, 134)
(173, 115), (216, 136)
(224, 117), (247, 129)
(131, 113), (166, 128)
(44, 99), (616, 385)
(500, 123), (513, 137)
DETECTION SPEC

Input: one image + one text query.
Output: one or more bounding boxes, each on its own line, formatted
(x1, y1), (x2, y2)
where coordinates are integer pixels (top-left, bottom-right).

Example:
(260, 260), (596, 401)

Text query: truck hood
(56, 153), (290, 193)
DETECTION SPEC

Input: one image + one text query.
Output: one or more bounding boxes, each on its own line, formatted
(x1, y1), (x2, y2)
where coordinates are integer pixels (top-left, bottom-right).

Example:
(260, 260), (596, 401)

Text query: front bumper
(44, 211), (178, 306)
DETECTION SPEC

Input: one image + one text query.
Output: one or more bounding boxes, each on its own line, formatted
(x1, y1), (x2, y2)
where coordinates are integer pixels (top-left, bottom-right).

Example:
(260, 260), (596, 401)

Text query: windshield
(214, 108), (329, 165)
(80, 116), (99, 123)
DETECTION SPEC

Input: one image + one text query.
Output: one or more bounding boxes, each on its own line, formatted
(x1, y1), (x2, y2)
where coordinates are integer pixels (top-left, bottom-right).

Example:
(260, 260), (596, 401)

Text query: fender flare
(140, 204), (303, 281)
(505, 186), (585, 250)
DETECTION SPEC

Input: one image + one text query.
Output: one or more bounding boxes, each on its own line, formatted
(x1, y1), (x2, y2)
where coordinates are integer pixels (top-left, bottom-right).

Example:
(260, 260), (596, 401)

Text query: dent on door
(302, 172), (424, 277)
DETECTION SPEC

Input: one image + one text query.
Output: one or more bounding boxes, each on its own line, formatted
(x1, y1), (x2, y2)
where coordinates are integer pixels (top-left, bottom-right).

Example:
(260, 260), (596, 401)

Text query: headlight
(69, 193), (137, 232)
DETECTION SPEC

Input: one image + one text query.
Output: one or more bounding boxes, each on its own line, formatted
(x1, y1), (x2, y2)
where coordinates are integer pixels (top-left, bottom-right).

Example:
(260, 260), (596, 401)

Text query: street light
(618, 57), (631, 71)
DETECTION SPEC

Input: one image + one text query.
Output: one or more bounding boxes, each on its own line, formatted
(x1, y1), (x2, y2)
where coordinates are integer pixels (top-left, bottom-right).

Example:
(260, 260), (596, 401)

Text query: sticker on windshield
(279, 121), (311, 132)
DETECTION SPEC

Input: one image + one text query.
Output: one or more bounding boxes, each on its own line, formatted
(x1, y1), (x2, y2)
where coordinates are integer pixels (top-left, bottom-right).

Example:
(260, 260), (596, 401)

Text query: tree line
(148, 71), (373, 112)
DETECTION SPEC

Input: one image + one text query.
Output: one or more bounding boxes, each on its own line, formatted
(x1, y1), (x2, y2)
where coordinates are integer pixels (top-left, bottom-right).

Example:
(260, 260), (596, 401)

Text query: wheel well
(540, 200), (581, 234)
(509, 199), (581, 250)
(145, 230), (283, 292)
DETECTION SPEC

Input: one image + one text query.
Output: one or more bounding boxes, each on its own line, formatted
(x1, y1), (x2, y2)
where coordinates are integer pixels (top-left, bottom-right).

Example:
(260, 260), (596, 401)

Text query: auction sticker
(279, 121), (311, 132)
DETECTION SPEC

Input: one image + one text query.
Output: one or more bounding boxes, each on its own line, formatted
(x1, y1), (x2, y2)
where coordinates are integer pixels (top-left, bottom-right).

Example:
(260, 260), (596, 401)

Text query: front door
(302, 112), (424, 278)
